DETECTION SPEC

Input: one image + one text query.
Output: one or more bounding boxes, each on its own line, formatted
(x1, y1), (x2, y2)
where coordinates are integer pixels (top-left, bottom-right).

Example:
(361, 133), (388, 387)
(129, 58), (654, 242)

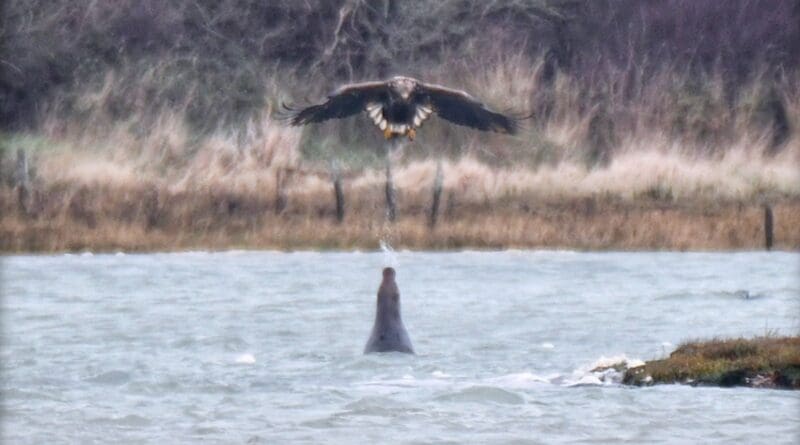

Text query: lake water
(2, 250), (798, 444)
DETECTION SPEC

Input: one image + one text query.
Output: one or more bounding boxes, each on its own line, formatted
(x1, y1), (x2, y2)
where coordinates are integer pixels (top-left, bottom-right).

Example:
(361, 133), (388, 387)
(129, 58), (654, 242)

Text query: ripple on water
(170, 336), (197, 349)
(90, 414), (151, 428)
(192, 425), (226, 436)
(198, 335), (249, 351)
(126, 378), (182, 396)
(3, 388), (63, 402)
(435, 386), (525, 405)
(198, 381), (243, 394)
(486, 372), (555, 388)
(84, 370), (131, 386)
(338, 396), (424, 419)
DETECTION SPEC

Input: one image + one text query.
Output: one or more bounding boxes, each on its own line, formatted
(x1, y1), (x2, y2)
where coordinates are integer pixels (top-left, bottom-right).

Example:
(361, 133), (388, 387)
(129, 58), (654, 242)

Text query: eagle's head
(389, 76), (417, 100)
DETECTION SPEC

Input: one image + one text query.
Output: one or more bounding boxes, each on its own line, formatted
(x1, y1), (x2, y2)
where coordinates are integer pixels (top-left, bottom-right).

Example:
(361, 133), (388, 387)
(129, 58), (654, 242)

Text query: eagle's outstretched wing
(417, 82), (519, 134)
(284, 81), (388, 125)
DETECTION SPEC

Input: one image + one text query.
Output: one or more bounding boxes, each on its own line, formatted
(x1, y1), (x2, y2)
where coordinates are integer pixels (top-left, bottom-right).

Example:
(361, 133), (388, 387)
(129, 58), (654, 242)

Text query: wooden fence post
(429, 159), (443, 228)
(144, 186), (160, 231)
(385, 157), (396, 222)
(331, 164), (345, 223)
(275, 168), (287, 214)
(15, 148), (29, 214)
(764, 204), (774, 251)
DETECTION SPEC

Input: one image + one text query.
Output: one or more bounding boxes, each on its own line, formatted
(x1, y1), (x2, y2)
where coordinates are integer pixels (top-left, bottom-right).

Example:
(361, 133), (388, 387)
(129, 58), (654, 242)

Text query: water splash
(565, 354), (645, 386)
(379, 239), (396, 268)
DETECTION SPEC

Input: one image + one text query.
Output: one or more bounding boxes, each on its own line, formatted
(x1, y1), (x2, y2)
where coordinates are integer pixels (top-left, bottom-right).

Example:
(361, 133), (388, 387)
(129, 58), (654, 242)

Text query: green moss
(623, 336), (800, 389)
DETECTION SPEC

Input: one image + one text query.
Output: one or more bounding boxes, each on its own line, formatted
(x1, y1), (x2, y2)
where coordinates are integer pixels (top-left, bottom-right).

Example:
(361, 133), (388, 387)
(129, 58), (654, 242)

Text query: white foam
(234, 353), (256, 365)
(488, 372), (554, 388)
(565, 354), (645, 387)
(360, 377), (444, 389)
(586, 354), (640, 371)
(432, 370), (451, 378)
(540, 342), (555, 349)
(566, 375), (604, 387)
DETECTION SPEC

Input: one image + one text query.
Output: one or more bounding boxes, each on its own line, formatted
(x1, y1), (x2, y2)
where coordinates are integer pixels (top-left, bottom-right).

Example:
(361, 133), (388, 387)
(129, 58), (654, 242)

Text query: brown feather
(286, 81), (388, 126)
(416, 82), (518, 134)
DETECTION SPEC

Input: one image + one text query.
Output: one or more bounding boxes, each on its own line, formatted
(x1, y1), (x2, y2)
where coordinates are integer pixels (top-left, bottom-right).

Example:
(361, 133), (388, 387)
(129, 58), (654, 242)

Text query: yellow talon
(383, 127), (393, 139)
(407, 128), (416, 141)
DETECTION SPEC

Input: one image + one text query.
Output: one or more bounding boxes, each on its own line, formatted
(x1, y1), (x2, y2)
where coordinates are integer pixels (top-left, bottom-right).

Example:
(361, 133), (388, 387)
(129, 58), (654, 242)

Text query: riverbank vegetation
(2, 1), (798, 252)
(623, 336), (800, 389)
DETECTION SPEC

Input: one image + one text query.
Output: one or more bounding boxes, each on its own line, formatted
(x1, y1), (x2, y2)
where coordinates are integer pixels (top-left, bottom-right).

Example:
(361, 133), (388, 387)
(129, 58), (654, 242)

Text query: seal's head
(379, 267), (399, 305)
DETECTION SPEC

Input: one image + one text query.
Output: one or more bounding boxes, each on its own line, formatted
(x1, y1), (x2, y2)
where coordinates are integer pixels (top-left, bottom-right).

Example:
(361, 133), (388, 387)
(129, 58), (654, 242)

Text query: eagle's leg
(407, 128), (416, 141)
(383, 128), (393, 140)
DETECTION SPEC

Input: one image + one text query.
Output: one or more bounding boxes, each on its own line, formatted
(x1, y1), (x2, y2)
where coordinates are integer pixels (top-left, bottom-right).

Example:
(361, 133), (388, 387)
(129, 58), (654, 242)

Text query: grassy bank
(623, 336), (800, 389)
(2, 158), (799, 253)
(3, 200), (799, 253)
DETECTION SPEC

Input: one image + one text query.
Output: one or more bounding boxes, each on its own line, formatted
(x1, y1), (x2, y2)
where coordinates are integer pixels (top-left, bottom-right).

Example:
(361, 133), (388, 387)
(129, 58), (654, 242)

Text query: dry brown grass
(3, 178), (799, 252)
(3, 50), (799, 253)
(4, 98), (800, 253)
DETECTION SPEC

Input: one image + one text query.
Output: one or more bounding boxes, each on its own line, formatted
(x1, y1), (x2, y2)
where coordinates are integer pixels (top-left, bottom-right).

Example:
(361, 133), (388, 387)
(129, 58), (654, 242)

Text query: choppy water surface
(2, 250), (799, 444)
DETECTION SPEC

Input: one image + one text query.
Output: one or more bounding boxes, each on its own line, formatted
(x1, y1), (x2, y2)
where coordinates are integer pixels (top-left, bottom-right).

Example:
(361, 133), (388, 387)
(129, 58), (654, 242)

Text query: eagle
(284, 76), (519, 141)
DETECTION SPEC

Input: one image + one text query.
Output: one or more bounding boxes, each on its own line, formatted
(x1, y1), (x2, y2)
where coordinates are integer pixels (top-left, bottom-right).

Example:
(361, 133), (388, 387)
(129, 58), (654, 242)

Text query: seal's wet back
(364, 267), (414, 354)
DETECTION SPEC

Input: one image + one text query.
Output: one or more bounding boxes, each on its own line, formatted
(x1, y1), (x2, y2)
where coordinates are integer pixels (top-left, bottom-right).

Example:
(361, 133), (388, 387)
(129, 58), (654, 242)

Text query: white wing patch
(366, 102), (430, 135)
(366, 103), (381, 119)
(413, 105), (433, 128)
(366, 103), (388, 130)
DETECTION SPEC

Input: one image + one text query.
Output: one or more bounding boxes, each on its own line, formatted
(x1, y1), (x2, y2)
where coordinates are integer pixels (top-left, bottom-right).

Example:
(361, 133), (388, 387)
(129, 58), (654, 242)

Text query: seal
(364, 267), (414, 354)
